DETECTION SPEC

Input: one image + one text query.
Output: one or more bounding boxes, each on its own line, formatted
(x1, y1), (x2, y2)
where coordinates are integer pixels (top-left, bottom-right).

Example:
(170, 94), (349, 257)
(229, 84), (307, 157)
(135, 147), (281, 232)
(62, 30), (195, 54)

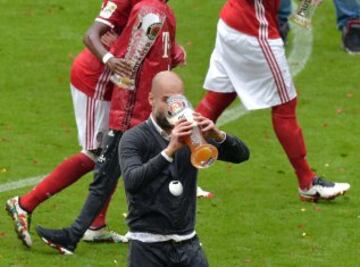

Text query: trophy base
(191, 144), (218, 169)
(110, 74), (135, 90)
(290, 14), (311, 29)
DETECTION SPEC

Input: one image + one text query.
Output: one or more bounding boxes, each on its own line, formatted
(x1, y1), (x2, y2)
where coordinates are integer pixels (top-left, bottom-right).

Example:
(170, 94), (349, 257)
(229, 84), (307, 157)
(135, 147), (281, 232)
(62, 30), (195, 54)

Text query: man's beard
(155, 111), (173, 131)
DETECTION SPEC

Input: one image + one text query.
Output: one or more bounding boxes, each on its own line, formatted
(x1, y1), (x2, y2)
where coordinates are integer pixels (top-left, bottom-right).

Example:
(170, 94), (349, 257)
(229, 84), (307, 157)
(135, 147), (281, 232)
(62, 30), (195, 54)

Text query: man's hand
(193, 112), (225, 142)
(164, 119), (193, 158)
(100, 31), (118, 48)
(106, 57), (133, 77)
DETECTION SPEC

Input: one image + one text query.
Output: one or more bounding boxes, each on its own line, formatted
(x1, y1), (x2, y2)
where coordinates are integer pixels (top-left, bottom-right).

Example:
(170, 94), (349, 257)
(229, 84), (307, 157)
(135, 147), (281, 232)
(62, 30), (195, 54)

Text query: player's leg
(82, 182), (127, 243)
(197, 20), (238, 122)
(195, 21), (237, 122)
(36, 130), (123, 254)
(5, 151), (96, 248)
(272, 98), (350, 201)
(20, 87), (104, 211)
(78, 96), (126, 243)
(195, 20), (242, 198)
(271, 98), (315, 189)
(196, 91), (237, 122)
(263, 36), (350, 201)
(19, 151), (97, 212)
(202, 20), (350, 201)
(5, 85), (103, 247)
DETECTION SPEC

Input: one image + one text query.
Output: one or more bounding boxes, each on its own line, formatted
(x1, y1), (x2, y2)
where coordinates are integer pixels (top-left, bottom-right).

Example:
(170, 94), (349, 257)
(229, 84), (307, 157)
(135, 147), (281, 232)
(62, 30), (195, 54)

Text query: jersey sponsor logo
(99, 1), (117, 19)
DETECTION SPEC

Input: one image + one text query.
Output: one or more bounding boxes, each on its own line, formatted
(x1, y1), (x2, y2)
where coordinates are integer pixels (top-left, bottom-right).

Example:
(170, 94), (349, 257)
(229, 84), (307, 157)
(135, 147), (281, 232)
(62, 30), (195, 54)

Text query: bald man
(118, 71), (250, 267)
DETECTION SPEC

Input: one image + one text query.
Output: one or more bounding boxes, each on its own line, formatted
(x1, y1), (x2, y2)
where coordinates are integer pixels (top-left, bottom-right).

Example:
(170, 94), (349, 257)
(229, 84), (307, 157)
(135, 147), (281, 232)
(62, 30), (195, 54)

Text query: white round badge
(169, 180), (183, 196)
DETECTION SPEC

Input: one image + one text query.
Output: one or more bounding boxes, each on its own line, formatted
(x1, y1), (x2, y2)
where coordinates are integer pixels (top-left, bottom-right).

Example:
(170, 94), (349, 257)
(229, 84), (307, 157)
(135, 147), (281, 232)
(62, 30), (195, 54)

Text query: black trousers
(128, 236), (209, 267)
(67, 130), (123, 242)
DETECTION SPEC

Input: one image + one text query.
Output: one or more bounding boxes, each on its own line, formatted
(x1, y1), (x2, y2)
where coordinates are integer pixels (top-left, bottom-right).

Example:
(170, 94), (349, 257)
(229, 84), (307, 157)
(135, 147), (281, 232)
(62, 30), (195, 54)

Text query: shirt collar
(150, 115), (170, 141)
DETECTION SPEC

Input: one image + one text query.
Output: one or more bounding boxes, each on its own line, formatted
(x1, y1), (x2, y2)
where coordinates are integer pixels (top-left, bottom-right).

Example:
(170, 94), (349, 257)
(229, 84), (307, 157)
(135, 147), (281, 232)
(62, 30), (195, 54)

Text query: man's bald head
(151, 71), (184, 97)
(149, 71), (185, 131)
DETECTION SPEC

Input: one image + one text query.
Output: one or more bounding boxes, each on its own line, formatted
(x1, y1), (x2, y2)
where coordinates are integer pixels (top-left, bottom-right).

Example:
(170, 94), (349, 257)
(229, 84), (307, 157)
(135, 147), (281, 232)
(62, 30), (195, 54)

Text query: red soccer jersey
(220, 0), (281, 39)
(70, 0), (140, 101)
(108, 0), (184, 131)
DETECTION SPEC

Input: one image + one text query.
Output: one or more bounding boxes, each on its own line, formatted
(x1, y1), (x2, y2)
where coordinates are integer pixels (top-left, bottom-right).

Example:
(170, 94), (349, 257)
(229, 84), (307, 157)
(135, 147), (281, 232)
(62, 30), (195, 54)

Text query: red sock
(20, 152), (95, 212)
(195, 91), (237, 122)
(272, 98), (315, 189)
(90, 183), (118, 229)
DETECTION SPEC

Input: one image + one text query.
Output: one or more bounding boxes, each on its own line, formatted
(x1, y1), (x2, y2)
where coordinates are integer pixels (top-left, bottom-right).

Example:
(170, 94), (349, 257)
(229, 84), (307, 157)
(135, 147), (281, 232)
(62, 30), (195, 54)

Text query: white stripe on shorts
(86, 97), (95, 149)
(255, 0), (290, 103)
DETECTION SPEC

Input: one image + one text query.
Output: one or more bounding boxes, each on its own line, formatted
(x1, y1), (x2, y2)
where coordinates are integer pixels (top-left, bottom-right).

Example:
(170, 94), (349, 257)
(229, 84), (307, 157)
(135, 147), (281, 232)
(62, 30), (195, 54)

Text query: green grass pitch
(0, 0), (359, 266)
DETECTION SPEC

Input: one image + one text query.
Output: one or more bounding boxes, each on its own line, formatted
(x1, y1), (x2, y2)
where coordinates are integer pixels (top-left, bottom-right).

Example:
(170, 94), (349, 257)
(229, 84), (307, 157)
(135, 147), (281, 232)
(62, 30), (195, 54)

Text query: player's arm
(83, 21), (111, 62)
(84, 0), (126, 60)
(84, 22), (131, 76)
(83, 0), (132, 76)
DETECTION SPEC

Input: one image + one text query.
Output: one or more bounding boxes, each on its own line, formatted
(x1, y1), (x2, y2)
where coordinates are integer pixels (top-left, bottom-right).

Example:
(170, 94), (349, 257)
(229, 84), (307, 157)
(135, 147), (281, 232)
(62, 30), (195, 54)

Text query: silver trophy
(110, 12), (165, 90)
(291, 0), (321, 29)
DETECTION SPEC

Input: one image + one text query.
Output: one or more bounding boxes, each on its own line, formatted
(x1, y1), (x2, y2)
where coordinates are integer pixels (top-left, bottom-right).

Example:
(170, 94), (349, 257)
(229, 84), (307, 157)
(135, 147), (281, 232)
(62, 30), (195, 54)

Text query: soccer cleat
(342, 19), (360, 55)
(82, 226), (128, 243)
(196, 186), (215, 199)
(299, 176), (350, 202)
(5, 196), (32, 247)
(36, 226), (76, 255)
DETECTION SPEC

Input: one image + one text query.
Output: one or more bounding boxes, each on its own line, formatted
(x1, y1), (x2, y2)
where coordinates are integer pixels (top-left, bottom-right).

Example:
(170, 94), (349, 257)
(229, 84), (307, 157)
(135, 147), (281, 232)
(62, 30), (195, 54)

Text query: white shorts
(70, 84), (110, 151)
(204, 19), (297, 110)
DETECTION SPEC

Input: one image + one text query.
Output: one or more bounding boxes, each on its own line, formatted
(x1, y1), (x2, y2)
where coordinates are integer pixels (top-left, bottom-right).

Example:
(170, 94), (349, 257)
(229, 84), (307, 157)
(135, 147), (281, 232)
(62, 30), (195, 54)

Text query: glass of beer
(291, 0), (321, 29)
(167, 95), (218, 169)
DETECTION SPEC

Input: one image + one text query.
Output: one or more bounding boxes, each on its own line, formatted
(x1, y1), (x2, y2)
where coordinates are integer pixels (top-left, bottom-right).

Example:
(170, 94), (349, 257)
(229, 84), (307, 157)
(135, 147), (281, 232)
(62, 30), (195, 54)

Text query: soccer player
(195, 0), (351, 201)
(119, 71), (250, 267)
(5, 0), (143, 248)
(35, 0), (187, 255)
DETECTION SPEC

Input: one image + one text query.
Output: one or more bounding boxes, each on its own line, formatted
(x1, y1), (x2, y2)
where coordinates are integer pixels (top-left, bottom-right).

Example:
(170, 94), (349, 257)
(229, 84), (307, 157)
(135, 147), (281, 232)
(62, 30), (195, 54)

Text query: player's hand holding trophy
(109, 59), (136, 90)
(110, 13), (164, 90)
(291, 0), (322, 28)
(166, 95), (218, 169)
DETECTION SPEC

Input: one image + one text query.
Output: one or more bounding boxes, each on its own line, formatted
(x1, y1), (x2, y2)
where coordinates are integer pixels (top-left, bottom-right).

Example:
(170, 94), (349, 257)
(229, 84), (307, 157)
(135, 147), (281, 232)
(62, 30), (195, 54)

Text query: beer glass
(167, 95), (218, 169)
(291, 0), (321, 28)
